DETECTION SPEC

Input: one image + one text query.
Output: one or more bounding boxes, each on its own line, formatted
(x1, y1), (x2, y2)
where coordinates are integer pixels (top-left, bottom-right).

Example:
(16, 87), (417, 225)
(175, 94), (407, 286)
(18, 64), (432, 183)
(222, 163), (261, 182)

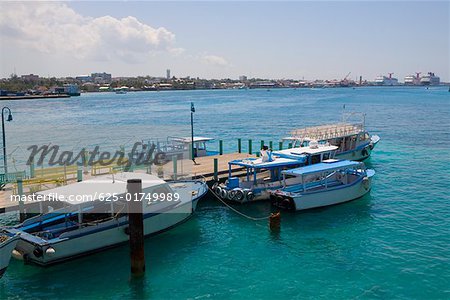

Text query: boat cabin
(274, 145), (338, 164)
(13, 173), (182, 240)
(226, 145), (338, 189)
(168, 136), (217, 157)
(280, 159), (368, 192)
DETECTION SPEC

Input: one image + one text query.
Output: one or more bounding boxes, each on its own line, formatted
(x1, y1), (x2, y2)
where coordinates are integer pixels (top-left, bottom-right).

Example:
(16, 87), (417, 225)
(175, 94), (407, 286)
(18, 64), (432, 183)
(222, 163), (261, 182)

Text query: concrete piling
(238, 138), (241, 153)
(248, 139), (252, 155)
(219, 140), (223, 155)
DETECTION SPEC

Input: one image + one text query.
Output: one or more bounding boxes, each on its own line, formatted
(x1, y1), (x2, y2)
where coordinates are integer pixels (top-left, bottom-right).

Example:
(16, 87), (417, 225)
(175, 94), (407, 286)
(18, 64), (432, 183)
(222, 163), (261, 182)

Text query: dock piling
(269, 212), (281, 232)
(213, 158), (218, 182)
(238, 138), (241, 153)
(279, 141), (283, 150)
(260, 140), (264, 150)
(83, 149), (89, 174)
(172, 156), (177, 180)
(17, 179), (25, 222)
(29, 158), (35, 178)
(77, 168), (83, 182)
(127, 179), (146, 277)
(248, 139), (252, 155)
(269, 141), (273, 150)
(219, 140), (223, 155)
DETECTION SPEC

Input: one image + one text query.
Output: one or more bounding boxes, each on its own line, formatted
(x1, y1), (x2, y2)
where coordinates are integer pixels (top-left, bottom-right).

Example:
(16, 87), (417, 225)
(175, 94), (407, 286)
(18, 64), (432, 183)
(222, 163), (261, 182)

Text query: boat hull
(276, 176), (372, 211)
(12, 188), (205, 266)
(335, 148), (371, 161)
(336, 135), (380, 161)
(0, 234), (20, 278)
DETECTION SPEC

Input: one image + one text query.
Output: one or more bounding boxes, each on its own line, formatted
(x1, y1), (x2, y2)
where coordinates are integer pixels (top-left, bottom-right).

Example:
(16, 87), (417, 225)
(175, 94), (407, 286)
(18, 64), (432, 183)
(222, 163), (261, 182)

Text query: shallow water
(1, 87), (449, 299)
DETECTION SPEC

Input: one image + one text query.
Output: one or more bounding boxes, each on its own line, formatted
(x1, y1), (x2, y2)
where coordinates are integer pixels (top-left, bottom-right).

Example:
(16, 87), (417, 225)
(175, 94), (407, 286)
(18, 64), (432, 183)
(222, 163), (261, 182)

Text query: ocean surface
(1, 87), (449, 299)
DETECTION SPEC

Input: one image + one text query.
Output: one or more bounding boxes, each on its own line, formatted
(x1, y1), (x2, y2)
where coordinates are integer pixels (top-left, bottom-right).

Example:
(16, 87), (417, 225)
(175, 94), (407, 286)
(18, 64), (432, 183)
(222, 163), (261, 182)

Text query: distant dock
(0, 94), (71, 101)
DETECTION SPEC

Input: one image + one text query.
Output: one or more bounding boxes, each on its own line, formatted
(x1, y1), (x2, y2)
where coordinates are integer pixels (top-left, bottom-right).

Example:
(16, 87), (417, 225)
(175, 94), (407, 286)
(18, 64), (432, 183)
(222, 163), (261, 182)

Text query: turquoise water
(1, 87), (450, 299)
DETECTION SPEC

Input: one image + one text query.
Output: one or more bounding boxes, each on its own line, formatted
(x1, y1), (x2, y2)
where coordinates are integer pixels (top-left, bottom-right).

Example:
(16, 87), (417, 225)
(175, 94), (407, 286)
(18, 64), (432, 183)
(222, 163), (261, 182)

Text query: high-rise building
(239, 75), (247, 82)
(166, 69), (171, 79)
(91, 72), (112, 84)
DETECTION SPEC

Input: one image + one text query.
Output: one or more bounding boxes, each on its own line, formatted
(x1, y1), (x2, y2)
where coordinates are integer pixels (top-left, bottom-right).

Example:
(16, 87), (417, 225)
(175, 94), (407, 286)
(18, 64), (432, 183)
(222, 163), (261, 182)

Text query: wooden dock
(192, 152), (255, 181)
(0, 152), (256, 212)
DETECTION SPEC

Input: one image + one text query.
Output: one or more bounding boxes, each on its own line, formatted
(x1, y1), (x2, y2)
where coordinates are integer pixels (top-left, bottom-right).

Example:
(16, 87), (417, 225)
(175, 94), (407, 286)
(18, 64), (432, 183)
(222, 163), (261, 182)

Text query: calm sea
(1, 87), (449, 299)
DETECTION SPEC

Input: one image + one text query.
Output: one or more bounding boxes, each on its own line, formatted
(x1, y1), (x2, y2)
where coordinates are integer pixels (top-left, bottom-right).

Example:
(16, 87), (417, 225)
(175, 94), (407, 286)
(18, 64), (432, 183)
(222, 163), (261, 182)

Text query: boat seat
(43, 221), (79, 236)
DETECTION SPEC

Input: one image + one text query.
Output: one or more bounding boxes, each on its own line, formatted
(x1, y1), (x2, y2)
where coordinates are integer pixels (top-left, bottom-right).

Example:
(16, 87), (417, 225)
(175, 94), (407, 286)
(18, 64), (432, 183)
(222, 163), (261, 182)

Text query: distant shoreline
(0, 94), (71, 101)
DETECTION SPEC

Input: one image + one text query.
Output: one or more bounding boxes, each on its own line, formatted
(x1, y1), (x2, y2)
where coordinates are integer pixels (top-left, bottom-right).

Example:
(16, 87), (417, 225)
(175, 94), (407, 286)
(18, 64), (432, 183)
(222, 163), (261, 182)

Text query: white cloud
(202, 55), (229, 66)
(0, 2), (179, 63)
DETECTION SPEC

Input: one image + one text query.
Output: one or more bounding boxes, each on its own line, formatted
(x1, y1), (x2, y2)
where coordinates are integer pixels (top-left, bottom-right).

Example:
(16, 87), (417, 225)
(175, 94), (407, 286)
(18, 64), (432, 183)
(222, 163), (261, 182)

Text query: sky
(0, 1), (448, 81)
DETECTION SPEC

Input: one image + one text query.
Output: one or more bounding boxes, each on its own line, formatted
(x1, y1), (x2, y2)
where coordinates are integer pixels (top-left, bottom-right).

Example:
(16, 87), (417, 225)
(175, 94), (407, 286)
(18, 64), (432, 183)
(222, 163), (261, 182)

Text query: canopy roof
(37, 172), (166, 205)
(289, 123), (364, 140)
(170, 136), (214, 143)
(274, 145), (338, 158)
(281, 160), (361, 176)
(229, 157), (303, 169)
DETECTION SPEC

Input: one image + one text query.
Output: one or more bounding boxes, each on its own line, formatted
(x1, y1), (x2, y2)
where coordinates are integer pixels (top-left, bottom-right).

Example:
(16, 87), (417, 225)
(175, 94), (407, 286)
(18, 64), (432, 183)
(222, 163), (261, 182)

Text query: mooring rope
(205, 182), (272, 221)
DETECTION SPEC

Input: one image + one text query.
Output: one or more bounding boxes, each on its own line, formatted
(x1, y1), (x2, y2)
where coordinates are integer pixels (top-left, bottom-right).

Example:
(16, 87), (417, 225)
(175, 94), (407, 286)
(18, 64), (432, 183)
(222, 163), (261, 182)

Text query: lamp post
(190, 102), (196, 164)
(1, 107), (13, 174)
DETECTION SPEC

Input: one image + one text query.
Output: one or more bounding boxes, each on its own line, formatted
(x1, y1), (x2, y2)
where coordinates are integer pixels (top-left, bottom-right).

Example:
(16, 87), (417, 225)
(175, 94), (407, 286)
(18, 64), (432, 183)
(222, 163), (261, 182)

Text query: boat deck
(290, 123), (364, 141)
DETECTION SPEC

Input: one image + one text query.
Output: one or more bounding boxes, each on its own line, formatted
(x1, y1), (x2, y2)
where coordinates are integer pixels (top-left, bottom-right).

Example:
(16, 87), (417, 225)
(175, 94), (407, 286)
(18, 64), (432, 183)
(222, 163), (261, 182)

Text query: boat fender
(220, 188), (228, 199)
(227, 189), (237, 200)
(45, 247), (56, 256)
(124, 226), (130, 235)
(362, 177), (370, 190)
(23, 253), (30, 264)
(276, 195), (284, 206)
(361, 147), (369, 157)
(246, 191), (255, 202)
(33, 247), (44, 258)
(287, 199), (296, 211)
(212, 182), (219, 192)
(215, 186), (222, 196)
(369, 141), (374, 150)
(282, 199), (293, 210)
(12, 249), (23, 261)
(233, 189), (245, 202)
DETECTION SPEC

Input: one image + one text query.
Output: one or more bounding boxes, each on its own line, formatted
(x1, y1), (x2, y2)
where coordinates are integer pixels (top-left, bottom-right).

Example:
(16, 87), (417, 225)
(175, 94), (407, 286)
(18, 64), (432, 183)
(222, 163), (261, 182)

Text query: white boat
(420, 72), (440, 86)
(283, 112), (380, 161)
(114, 86), (129, 94)
(0, 232), (20, 278)
(404, 74), (421, 86)
(4, 172), (207, 266)
(215, 145), (338, 202)
(374, 74), (399, 86)
(269, 159), (375, 211)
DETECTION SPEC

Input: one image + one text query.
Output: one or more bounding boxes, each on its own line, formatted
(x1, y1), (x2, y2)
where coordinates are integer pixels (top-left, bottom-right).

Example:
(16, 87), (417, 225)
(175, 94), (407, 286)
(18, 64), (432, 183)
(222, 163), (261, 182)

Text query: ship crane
(340, 72), (352, 87)
(343, 72), (351, 81)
